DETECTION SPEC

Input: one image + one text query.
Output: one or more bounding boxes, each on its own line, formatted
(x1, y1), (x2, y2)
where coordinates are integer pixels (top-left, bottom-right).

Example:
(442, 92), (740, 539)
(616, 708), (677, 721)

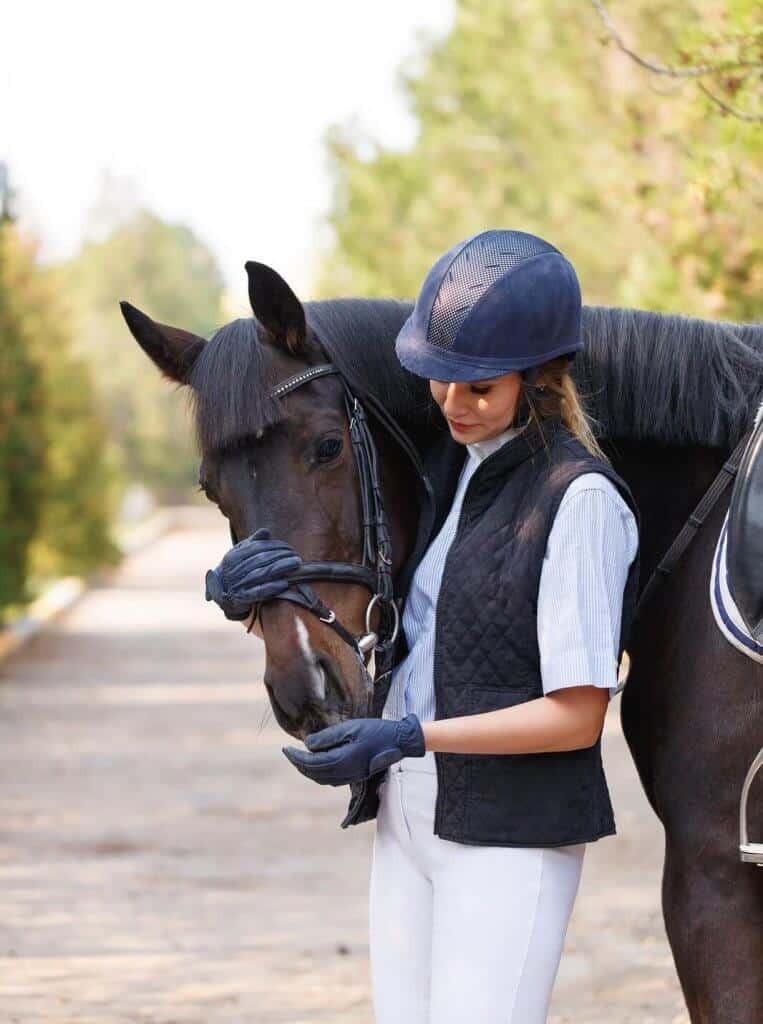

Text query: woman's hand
(204, 527), (302, 622)
(281, 713), (427, 786)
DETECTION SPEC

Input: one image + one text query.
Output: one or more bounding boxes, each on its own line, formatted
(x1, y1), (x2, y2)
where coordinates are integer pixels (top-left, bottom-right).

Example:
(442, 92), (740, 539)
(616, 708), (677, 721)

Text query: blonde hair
(514, 356), (609, 464)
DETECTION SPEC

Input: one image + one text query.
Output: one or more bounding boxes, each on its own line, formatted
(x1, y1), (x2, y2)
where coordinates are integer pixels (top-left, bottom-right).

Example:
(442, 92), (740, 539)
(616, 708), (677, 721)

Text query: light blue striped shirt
(382, 424), (639, 724)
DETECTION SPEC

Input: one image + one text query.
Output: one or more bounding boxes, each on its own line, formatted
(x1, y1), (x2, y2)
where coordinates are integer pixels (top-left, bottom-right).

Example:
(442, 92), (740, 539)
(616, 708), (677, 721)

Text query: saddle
(711, 400), (763, 660)
(702, 401), (763, 865)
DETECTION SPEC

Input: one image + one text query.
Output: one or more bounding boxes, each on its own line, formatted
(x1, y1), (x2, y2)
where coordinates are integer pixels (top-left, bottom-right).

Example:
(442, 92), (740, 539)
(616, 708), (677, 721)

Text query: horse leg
(625, 495), (763, 1023)
(656, 636), (763, 1024)
(662, 830), (763, 1023)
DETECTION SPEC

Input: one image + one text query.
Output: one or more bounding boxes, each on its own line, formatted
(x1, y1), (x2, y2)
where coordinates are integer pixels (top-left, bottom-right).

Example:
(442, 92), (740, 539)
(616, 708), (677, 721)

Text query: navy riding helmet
(394, 228), (583, 385)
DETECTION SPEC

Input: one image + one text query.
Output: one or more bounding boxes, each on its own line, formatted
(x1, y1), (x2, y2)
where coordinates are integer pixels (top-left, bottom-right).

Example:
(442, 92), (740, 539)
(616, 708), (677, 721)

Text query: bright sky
(3, 1), (455, 309)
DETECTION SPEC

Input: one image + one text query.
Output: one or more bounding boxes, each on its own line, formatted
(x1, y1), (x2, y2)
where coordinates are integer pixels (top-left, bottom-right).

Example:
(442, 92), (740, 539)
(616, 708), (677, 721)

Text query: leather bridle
(230, 363), (400, 675)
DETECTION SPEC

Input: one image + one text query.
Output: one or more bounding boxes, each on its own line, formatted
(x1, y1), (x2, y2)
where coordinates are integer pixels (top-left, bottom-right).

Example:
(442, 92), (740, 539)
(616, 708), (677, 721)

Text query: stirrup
(739, 747), (763, 866)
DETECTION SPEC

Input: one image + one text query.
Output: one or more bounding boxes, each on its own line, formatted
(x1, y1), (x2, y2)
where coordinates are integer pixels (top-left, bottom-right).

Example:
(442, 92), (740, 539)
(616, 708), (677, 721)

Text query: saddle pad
(727, 397), (763, 641)
(710, 508), (763, 663)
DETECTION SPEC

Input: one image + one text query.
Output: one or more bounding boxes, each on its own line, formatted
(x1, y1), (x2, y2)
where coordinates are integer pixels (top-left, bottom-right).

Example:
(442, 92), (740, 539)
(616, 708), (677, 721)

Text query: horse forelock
(186, 317), (285, 456)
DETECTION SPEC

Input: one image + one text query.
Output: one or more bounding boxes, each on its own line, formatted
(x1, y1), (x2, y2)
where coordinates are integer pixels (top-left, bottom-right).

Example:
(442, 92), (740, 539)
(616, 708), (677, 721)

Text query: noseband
(230, 363), (400, 674)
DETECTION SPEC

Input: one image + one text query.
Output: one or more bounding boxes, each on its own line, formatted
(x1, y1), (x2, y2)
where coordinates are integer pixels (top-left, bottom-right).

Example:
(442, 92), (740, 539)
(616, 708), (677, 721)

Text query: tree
(591, 0), (762, 123)
(0, 219), (120, 618)
(315, 0), (761, 322)
(0, 223), (47, 611)
(63, 207), (226, 502)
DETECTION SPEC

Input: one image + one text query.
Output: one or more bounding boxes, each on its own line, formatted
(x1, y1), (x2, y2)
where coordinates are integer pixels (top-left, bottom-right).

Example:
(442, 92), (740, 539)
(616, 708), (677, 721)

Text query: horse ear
(119, 301), (205, 384)
(244, 261), (307, 356)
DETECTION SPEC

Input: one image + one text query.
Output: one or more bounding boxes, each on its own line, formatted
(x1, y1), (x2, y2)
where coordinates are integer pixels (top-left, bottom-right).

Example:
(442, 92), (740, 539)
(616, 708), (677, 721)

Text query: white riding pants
(369, 751), (586, 1024)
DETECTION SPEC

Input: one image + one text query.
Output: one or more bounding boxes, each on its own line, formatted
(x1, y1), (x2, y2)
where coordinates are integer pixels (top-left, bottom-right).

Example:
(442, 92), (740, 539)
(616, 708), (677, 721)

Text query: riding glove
(281, 713), (426, 786)
(205, 527), (302, 621)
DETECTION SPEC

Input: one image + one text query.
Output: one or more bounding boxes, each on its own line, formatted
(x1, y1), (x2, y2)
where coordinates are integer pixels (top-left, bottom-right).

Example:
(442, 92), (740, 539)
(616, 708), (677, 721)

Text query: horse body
(121, 265), (762, 1022)
(614, 440), (763, 1021)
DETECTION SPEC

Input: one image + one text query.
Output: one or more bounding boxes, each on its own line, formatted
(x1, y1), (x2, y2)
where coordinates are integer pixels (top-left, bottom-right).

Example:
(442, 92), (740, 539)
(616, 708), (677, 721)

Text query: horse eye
(316, 437), (343, 462)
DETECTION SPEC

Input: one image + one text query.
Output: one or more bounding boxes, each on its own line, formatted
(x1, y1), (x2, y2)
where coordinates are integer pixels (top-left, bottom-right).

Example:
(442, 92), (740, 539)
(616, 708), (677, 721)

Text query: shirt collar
(466, 423), (524, 464)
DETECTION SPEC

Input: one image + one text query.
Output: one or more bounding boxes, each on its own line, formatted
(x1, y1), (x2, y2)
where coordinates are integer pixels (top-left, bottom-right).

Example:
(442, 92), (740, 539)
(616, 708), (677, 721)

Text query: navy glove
(281, 713), (426, 786)
(204, 527), (302, 622)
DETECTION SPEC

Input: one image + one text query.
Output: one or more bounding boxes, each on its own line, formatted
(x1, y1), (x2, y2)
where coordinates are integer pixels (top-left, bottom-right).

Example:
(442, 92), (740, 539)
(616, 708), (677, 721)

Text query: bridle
(230, 363), (401, 676)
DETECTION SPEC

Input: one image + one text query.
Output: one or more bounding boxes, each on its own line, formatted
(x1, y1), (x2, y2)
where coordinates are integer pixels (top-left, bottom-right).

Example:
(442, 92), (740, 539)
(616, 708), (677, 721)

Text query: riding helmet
(394, 228), (583, 383)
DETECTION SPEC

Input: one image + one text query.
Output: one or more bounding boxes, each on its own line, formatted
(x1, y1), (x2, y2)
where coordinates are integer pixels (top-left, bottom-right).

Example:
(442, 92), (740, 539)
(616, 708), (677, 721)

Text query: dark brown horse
(122, 262), (762, 1022)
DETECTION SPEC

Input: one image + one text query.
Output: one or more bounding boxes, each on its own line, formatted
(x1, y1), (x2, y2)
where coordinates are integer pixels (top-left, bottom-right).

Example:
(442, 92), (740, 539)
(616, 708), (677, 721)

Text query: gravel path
(0, 509), (688, 1022)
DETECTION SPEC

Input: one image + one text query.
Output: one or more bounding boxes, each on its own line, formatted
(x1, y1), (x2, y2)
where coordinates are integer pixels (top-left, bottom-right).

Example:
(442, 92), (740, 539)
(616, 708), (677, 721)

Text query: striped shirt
(382, 423), (639, 723)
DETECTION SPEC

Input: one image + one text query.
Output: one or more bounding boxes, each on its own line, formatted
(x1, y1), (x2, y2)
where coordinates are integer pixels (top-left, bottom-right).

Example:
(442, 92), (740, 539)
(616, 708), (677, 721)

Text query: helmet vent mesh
(427, 231), (554, 350)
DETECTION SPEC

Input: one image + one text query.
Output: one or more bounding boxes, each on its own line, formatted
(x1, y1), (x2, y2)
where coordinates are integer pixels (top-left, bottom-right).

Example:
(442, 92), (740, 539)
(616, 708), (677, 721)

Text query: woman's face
(429, 371), (523, 443)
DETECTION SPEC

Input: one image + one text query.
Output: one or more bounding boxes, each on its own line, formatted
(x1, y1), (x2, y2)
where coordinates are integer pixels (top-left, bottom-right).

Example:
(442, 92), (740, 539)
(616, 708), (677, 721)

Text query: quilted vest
(341, 413), (641, 846)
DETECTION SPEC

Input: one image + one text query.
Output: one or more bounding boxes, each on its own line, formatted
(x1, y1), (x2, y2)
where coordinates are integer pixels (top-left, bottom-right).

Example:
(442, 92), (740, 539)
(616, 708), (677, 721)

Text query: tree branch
(696, 82), (763, 123)
(591, 0), (763, 78)
(590, 1), (763, 122)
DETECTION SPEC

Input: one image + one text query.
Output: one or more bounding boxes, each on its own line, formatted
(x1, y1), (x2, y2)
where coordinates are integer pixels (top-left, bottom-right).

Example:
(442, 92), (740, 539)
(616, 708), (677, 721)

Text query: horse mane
(578, 306), (763, 449)
(188, 299), (762, 456)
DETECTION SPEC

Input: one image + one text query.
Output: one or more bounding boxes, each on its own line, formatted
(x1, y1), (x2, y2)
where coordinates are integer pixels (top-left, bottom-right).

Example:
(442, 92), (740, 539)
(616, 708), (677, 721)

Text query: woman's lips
(449, 419), (477, 431)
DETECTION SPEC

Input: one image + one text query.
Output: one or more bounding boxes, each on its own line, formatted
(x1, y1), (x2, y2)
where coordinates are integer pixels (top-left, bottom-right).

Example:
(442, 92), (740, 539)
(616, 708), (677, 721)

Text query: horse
(121, 260), (762, 1023)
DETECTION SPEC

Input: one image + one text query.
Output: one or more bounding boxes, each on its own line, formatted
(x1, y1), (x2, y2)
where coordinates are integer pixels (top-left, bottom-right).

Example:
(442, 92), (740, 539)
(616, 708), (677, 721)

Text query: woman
(210, 229), (640, 1022)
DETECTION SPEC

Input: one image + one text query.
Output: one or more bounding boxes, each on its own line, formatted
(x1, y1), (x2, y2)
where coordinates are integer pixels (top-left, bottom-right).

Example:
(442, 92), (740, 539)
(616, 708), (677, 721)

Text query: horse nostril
(314, 652), (346, 709)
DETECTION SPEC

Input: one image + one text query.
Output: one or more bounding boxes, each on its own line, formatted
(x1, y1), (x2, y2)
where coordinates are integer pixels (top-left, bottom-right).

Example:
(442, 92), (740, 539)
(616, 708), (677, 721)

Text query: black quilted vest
(341, 413), (641, 846)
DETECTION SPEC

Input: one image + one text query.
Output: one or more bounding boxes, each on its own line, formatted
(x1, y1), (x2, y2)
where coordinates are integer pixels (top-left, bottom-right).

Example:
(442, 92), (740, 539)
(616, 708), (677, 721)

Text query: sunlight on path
(0, 509), (686, 1022)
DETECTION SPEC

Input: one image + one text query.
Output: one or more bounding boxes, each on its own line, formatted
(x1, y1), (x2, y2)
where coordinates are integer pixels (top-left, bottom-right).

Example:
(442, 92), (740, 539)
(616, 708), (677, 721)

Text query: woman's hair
(513, 356), (610, 464)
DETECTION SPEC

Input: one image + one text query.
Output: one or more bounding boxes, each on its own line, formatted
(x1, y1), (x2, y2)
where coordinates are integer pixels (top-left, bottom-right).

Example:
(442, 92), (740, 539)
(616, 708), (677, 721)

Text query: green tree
(63, 208), (226, 502)
(0, 223), (47, 611)
(316, 1), (761, 322)
(0, 221), (120, 618)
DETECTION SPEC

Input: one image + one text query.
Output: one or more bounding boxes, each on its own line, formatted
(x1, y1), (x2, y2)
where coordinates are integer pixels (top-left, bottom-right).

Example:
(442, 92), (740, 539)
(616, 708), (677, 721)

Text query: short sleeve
(537, 475), (639, 700)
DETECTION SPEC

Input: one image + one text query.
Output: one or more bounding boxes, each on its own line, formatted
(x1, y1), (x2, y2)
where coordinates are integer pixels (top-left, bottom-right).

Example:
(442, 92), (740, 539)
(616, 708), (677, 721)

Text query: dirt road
(0, 509), (688, 1022)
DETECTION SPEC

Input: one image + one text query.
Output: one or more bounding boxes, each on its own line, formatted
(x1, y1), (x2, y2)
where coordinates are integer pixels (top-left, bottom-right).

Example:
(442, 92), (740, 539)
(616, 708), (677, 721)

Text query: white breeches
(369, 751), (586, 1024)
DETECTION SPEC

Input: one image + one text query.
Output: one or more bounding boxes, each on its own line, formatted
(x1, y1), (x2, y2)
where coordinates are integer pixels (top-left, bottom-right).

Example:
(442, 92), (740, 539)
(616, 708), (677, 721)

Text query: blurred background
(1, 0), (760, 613)
(1, 4), (760, 1020)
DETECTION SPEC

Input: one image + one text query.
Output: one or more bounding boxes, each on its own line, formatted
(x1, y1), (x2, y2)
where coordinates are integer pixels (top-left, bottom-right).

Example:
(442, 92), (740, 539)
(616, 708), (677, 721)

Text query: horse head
(120, 262), (423, 740)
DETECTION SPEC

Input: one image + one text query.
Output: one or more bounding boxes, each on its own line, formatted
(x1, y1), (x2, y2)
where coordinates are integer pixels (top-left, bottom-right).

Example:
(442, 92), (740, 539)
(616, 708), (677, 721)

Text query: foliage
(62, 208), (226, 502)
(0, 224), (46, 610)
(0, 222), (120, 618)
(316, 0), (762, 323)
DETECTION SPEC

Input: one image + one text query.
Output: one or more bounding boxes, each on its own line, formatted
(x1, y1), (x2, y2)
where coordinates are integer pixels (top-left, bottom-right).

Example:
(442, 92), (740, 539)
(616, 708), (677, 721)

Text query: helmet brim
(395, 322), (582, 383)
